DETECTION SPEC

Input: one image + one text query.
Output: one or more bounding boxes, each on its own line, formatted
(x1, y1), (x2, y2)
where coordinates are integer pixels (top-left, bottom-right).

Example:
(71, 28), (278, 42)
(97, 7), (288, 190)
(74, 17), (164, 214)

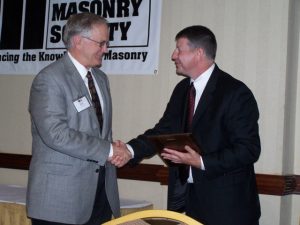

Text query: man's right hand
(109, 140), (132, 168)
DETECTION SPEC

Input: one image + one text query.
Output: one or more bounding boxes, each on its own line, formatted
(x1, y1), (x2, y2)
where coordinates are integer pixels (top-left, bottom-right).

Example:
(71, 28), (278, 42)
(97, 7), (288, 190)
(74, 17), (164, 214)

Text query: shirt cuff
(109, 143), (113, 158)
(126, 144), (134, 158)
(200, 156), (205, 170)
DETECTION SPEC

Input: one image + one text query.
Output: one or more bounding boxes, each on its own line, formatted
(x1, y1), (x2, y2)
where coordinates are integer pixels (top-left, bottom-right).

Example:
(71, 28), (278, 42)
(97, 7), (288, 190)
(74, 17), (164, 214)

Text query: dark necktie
(86, 71), (103, 131)
(179, 82), (196, 184)
(186, 82), (196, 132)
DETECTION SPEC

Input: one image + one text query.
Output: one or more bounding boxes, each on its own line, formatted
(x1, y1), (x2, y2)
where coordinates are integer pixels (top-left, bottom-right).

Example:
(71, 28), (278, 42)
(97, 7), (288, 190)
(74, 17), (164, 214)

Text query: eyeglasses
(82, 36), (110, 48)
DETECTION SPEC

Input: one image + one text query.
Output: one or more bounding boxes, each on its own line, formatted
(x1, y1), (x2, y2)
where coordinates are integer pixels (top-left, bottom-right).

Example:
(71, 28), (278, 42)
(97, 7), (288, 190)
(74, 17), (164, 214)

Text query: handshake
(109, 140), (202, 169)
(109, 140), (132, 168)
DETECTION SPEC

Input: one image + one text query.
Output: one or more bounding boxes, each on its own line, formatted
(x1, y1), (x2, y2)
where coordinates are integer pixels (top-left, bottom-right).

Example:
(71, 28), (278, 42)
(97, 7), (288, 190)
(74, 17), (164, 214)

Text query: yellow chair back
(103, 209), (203, 225)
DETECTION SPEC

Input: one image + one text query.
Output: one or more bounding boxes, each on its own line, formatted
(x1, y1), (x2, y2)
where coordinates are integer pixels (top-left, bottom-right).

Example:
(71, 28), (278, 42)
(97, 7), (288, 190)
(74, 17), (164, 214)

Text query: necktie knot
(190, 82), (196, 95)
(86, 71), (92, 80)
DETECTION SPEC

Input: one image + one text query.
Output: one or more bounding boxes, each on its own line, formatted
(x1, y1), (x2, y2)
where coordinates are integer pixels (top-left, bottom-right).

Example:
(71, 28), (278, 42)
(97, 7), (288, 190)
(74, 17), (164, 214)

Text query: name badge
(73, 96), (90, 112)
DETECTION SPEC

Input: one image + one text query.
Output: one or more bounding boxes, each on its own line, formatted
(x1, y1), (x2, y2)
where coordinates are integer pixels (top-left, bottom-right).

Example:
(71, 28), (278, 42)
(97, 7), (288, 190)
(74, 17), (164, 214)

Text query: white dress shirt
(187, 63), (215, 182)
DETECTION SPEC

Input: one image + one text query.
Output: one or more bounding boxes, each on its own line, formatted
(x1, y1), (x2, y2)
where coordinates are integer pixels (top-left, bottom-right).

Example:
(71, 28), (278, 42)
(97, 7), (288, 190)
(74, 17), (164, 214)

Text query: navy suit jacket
(129, 65), (261, 225)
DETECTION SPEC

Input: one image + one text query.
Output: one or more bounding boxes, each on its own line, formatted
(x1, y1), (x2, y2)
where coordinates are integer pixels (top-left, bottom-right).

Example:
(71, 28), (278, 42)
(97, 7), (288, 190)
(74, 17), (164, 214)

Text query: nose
(171, 50), (177, 61)
(102, 44), (109, 53)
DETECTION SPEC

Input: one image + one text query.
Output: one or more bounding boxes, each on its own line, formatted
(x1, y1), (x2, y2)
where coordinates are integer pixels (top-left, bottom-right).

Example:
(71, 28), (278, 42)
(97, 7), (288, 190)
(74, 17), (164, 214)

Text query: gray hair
(62, 12), (108, 49)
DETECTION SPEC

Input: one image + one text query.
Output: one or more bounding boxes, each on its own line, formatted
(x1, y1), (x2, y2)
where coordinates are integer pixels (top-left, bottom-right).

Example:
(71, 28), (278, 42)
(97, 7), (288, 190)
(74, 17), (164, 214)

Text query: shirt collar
(67, 52), (89, 79)
(192, 63), (215, 88)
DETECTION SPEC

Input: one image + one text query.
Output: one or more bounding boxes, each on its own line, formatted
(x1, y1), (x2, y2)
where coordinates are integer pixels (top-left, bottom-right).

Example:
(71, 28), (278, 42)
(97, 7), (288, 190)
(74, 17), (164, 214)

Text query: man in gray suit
(26, 13), (124, 225)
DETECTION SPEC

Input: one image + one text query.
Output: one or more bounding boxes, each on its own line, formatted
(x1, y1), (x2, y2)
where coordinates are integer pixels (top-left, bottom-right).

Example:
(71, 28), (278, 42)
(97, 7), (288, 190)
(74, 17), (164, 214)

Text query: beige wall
(0, 0), (299, 224)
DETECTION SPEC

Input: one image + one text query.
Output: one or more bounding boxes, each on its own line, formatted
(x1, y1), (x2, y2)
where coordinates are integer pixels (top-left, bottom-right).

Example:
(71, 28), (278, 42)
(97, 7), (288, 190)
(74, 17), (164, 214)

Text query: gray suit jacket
(26, 54), (120, 224)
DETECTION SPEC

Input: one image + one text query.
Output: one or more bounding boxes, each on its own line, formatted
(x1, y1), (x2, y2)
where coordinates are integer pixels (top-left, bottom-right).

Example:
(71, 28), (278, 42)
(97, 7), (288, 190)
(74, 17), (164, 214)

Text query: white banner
(0, 0), (162, 75)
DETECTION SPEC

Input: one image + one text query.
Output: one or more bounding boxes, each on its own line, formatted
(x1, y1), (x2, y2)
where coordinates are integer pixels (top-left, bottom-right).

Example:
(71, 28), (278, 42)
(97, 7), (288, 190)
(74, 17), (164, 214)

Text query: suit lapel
(92, 68), (111, 136)
(192, 65), (219, 127)
(63, 55), (101, 132)
(64, 55), (90, 100)
(181, 79), (192, 132)
(92, 69), (107, 110)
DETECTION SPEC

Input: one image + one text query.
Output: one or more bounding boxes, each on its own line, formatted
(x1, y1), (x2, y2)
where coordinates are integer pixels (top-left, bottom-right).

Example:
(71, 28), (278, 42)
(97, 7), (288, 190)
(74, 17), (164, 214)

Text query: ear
(193, 48), (204, 61)
(197, 48), (205, 57)
(198, 48), (211, 62)
(72, 35), (82, 48)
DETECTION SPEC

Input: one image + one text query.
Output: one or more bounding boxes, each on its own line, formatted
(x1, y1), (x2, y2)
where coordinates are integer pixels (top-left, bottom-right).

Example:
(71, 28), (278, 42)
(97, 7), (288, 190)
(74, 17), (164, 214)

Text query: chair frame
(103, 209), (203, 225)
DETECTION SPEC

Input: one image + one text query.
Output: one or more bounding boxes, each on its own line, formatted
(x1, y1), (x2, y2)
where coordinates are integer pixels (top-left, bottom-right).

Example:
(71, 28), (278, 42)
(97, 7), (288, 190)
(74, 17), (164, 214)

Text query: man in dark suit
(27, 13), (125, 225)
(113, 25), (261, 225)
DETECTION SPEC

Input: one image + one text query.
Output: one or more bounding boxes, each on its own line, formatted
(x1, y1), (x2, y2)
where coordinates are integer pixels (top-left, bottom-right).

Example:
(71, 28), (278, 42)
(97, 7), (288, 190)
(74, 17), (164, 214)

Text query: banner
(0, 0), (162, 75)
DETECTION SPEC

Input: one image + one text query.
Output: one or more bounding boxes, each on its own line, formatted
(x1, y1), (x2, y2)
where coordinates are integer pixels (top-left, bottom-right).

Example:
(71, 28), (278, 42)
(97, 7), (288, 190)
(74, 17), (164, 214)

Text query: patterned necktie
(86, 71), (103, 131)
(179, 82), (196, 184)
